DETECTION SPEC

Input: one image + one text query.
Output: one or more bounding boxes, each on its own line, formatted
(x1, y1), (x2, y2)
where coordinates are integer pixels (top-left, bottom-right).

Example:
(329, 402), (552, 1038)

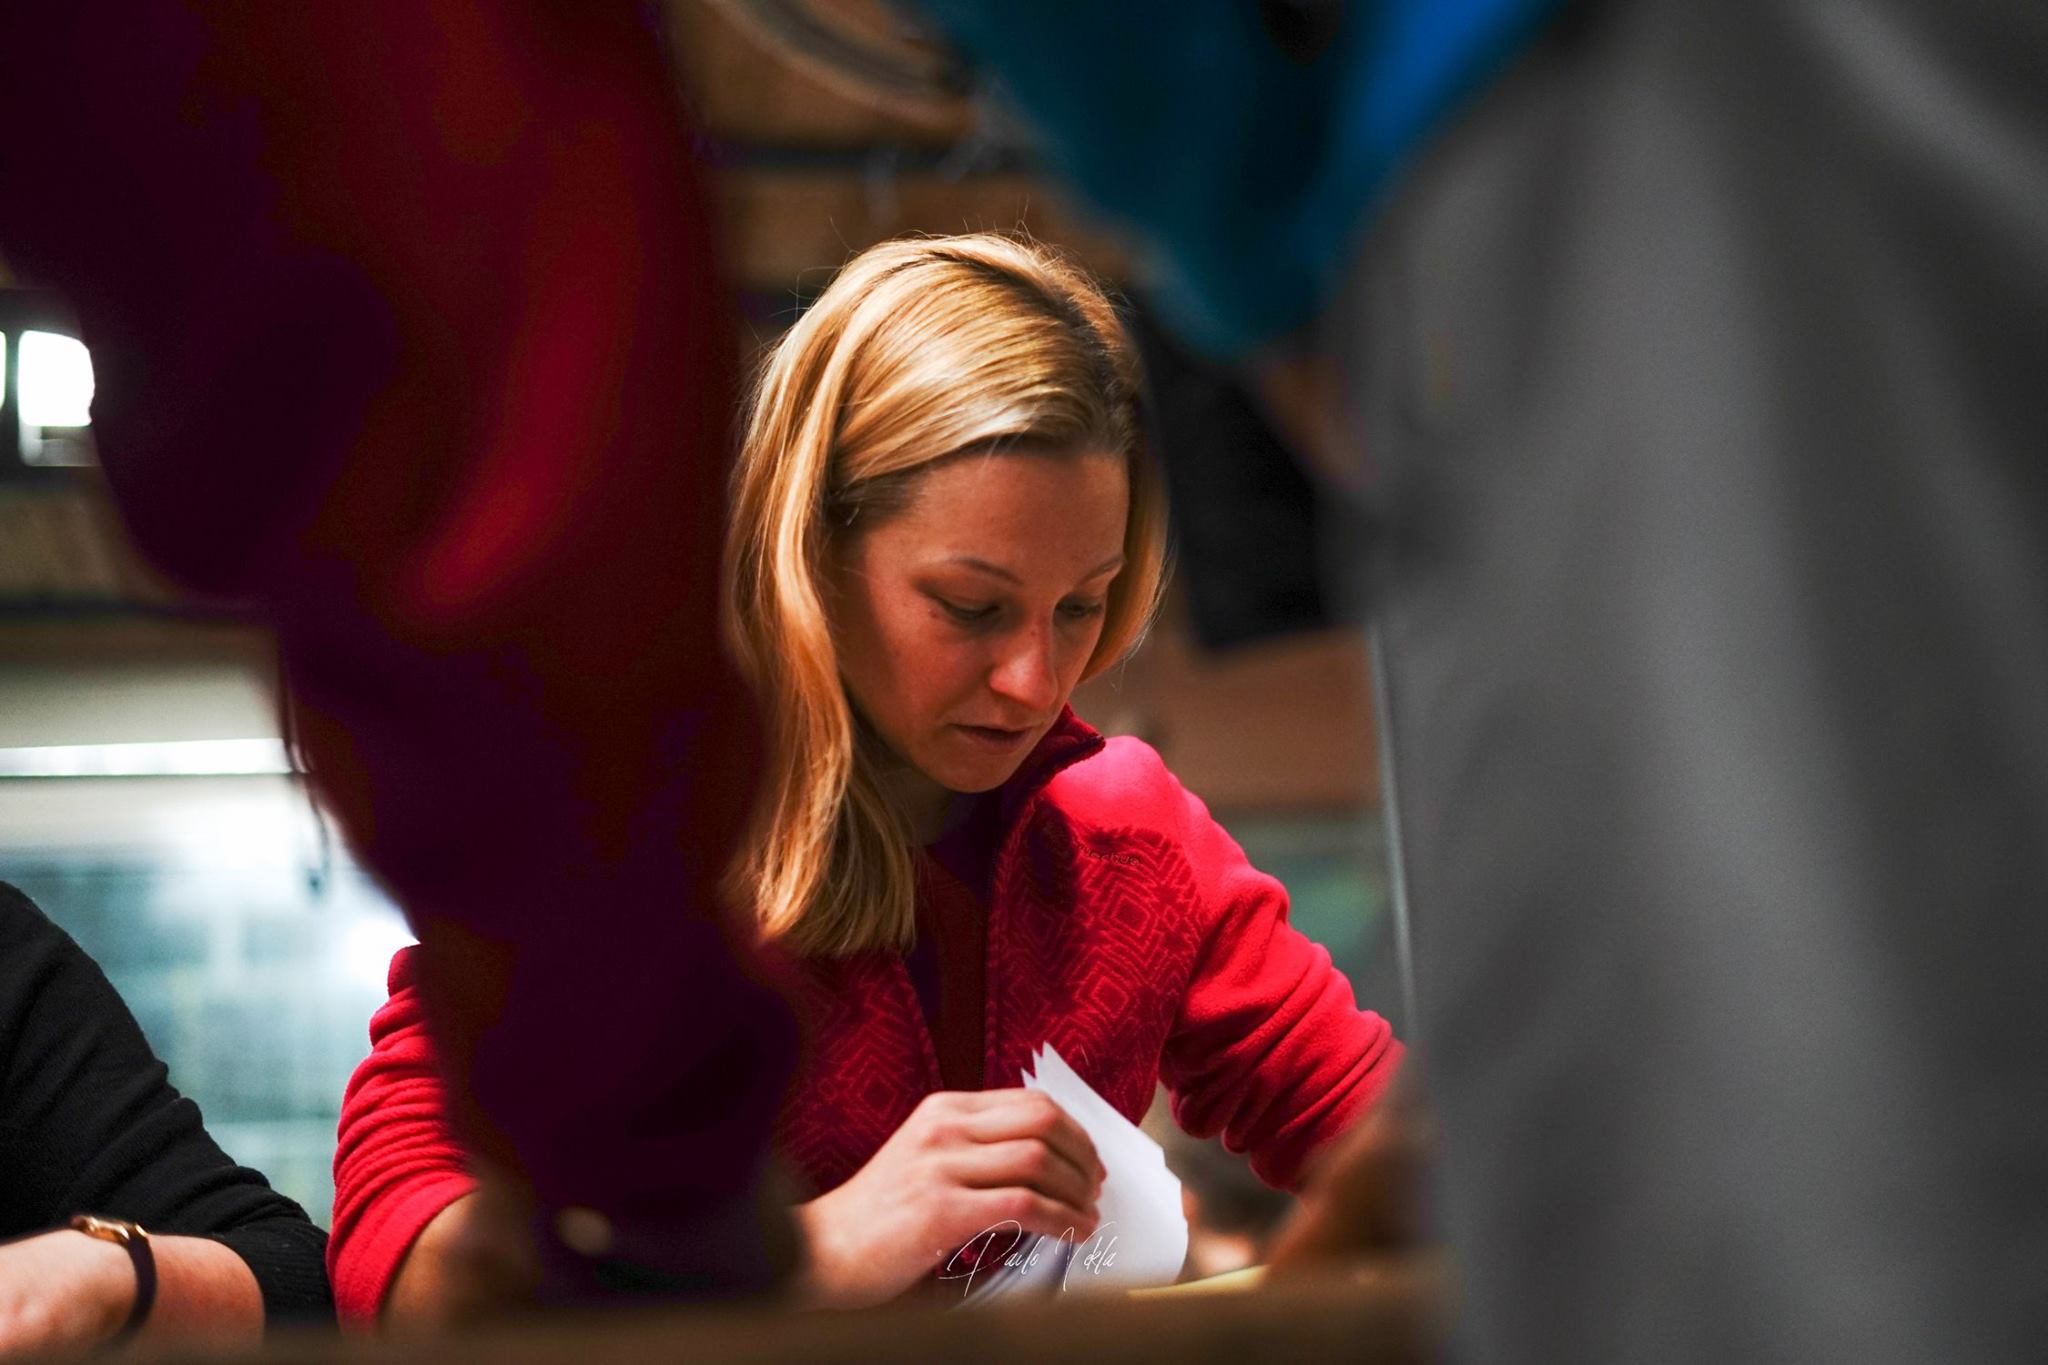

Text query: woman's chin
(930, 763), (1017, 796)
(925, 742), (1028, 794)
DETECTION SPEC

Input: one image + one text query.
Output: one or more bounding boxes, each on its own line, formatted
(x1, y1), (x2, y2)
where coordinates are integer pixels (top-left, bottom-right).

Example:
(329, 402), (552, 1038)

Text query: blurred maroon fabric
(0, 2), (796, 1296)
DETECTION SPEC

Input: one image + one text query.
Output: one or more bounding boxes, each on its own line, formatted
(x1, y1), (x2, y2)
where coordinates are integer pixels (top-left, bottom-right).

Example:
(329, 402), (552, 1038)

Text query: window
(15, 328), (97, 468)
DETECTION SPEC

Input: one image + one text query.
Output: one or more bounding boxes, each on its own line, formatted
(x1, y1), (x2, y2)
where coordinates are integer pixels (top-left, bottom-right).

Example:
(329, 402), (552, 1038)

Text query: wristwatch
(68, 1215), (156, 1346)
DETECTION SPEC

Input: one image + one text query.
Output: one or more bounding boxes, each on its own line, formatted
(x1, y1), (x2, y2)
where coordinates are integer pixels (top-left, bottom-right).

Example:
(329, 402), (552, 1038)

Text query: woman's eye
(939, 598), (998, 624)
(1059, 599), (1107, 623)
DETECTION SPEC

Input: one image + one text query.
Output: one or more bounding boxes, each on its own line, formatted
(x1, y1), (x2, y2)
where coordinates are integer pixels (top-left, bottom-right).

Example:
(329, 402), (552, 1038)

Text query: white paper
(952, 1044), (1188, 1305)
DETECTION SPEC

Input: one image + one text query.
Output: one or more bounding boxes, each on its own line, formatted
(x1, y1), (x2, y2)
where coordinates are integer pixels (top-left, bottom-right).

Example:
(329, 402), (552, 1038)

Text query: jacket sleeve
(0, 883), (333, 1325)
(328, 947), (477, 1327)
(1153, 771), (1404, 1192)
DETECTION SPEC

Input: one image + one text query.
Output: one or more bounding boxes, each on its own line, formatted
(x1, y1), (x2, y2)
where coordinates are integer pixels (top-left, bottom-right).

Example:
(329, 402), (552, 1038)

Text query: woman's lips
(953, 723), (1033, 751)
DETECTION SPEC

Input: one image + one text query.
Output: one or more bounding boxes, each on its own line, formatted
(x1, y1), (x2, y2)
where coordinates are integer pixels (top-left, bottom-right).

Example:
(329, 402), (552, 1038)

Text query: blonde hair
(724, 234), (1169, 957)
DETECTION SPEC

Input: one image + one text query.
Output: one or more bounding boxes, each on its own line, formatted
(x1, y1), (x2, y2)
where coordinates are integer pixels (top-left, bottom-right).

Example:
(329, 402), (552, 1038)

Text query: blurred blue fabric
(915, 0), (1561, 356)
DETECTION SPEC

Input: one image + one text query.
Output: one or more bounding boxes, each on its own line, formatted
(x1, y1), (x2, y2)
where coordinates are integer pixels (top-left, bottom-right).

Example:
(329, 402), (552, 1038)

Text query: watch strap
(68, 1215), (156, 1347)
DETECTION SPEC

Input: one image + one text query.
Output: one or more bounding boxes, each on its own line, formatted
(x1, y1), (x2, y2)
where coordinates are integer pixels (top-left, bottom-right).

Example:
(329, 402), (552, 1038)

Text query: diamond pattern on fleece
(772, 709), (1401, 1200)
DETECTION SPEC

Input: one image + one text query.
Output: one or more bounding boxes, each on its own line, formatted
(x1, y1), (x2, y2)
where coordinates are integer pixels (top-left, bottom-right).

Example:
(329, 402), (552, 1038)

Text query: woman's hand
(794, 1089), (1106, 1309)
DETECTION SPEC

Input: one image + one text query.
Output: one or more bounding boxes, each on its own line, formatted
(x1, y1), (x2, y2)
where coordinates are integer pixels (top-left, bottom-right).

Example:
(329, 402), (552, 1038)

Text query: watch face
(71, 1215), (145, 1244)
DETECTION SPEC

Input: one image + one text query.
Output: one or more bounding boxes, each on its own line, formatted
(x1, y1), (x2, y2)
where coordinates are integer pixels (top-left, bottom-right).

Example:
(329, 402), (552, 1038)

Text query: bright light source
(341, 911), (419, 991)
(19, 329), (95, 428)
(0, 738), (293, 778)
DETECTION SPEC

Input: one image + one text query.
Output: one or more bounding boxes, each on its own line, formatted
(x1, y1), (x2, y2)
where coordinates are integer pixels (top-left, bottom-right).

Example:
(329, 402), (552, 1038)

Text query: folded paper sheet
(952, 1044), (1189, 1304)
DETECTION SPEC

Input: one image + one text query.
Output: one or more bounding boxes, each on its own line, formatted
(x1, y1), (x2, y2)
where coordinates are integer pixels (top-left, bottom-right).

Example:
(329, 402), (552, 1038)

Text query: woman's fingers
(958, 1185), (1101, 1244)
(954, 1090), (1106, 1183)
(945, 1137), (1102, 1213)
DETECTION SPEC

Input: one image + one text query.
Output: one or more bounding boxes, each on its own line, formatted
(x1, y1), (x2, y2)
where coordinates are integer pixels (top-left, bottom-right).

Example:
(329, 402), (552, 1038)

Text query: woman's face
(830, 447), (1129, 820)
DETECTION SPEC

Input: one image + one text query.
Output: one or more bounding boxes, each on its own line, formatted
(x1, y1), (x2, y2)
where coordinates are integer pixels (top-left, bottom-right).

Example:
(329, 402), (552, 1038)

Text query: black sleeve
(0, 882), (334, 1326)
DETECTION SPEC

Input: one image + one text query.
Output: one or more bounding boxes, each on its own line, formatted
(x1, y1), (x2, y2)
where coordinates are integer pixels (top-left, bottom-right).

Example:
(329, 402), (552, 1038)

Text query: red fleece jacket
(330, 709), (1401, 1321)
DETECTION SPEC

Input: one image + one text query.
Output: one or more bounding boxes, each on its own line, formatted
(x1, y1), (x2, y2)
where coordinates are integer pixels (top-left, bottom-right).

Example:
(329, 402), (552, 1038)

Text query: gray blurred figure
(836, 0), (2048, 1358)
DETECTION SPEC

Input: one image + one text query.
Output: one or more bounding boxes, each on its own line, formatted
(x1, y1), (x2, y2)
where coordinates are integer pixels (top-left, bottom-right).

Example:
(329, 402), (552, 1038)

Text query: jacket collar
(993, 704), (1105, 831)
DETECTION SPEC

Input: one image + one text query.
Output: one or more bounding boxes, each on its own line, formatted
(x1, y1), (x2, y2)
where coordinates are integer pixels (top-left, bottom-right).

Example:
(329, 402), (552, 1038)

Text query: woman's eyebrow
(1082, 554), (1127, 579)
(947, 555), (1023, 585)
(943, 553), (1126, 585)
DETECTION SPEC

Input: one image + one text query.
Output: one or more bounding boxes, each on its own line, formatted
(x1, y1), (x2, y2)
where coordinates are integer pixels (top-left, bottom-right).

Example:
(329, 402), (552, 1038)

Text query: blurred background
(0, 0), (1392, 1228)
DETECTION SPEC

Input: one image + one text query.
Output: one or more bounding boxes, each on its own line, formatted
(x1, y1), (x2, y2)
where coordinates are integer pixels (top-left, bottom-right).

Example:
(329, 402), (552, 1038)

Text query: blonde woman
(327, 234), (1402, 1318)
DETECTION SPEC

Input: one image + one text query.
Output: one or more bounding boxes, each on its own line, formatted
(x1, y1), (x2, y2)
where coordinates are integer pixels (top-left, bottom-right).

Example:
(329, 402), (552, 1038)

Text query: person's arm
(0, 884), (331, 1352)
(1267, 1073), (1435, 1270)
(0, 1226), (259, 1353)
(1151, 765), (1404, 1192)
(329, 947), (481, 1329)
(377, 1190), (537, 1333)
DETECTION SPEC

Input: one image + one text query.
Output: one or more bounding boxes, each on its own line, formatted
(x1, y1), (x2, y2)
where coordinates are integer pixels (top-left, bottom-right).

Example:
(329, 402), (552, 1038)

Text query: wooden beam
(670, 0), (975, 147)
(719, 169), (1131, 292)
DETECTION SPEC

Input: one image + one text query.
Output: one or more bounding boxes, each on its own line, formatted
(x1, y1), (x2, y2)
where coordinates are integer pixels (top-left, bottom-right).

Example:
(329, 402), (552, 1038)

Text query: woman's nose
(988, 624), (1061, 712)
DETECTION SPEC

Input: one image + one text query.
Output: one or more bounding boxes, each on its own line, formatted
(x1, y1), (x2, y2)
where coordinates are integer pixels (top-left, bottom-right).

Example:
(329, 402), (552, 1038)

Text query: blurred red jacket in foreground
(0, 3), (796, 1296)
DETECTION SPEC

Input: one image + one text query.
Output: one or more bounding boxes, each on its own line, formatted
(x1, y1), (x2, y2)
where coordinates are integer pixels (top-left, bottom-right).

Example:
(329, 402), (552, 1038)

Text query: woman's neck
(880, 762), (957, 845)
